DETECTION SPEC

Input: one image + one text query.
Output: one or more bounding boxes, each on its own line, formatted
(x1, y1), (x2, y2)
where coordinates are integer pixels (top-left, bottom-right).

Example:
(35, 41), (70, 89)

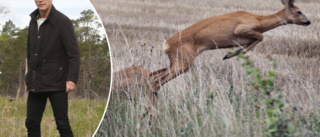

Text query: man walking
(25, 0), (80, 136)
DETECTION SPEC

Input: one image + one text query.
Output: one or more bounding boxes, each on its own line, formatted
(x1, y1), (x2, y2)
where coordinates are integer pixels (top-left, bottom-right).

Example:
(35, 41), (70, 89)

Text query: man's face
(35, 0), (52, 12)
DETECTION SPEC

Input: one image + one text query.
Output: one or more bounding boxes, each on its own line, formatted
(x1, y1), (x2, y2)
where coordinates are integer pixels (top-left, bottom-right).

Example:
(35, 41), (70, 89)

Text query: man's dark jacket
(26, 5), (80, 92)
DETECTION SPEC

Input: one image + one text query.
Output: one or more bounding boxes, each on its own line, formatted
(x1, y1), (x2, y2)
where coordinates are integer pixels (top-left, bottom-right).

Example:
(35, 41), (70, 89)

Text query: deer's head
(281, 0), (311, 26)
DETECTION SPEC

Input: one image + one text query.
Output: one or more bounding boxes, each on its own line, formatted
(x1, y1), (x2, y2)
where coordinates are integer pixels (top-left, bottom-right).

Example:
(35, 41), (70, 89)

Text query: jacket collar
(30, 5), (56, 20)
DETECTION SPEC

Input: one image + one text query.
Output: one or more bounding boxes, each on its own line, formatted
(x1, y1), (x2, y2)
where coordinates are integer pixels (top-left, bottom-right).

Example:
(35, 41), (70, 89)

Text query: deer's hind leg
(149, 67), (168, 81)
(141, 44), (196, 124)
(153, 43), (197, 97)
(138, 67), (167, 121)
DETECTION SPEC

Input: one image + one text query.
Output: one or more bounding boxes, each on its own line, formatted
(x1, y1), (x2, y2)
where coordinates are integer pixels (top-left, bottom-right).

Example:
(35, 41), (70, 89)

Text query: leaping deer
(139, 0), (311, 123)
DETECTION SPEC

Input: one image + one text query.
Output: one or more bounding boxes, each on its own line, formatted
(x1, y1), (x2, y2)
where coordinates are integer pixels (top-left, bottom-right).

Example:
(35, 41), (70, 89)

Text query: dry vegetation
(91, 0), (320, 136)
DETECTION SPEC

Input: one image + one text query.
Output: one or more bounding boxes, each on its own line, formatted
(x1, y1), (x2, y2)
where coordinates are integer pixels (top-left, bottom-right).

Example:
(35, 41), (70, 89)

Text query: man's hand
(66, 81), (76, 93)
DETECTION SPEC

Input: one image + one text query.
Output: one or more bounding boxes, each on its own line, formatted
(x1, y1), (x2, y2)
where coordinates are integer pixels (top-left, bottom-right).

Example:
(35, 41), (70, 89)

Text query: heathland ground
(0, 97), (105, 137)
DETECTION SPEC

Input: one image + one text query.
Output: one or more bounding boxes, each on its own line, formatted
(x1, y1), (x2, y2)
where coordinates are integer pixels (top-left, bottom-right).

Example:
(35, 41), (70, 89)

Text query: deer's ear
(281, 0), (295, 7)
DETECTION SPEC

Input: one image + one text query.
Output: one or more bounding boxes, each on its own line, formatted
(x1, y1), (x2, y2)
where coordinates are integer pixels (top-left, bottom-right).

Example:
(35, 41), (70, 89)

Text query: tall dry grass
(91, 0), (320, 136)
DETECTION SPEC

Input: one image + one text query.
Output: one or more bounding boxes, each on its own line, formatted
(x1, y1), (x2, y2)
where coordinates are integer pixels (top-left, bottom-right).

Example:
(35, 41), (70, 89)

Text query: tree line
(0, 9), (111, 99)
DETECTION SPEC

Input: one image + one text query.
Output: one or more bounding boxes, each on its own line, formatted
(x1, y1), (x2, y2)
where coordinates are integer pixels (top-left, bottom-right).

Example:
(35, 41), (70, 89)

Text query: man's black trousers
(25, 91), (73, 137)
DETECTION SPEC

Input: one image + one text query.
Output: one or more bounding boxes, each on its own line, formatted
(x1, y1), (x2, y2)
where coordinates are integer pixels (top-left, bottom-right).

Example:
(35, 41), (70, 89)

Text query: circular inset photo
(0, 0), (111, 136)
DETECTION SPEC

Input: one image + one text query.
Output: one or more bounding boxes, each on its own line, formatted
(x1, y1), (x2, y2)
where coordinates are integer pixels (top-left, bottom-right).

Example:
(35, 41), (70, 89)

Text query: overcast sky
(0, 0), (99, 29)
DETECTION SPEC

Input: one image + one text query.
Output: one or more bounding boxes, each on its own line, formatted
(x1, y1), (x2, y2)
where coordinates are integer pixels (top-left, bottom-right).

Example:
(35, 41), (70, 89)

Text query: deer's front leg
(223, 40), (261, 60)
(223, 25), (263, 60)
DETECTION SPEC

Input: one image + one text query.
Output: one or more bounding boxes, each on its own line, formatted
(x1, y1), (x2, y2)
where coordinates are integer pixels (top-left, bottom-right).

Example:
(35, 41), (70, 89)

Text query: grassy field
(0, 96), (106, 137)
(91, 0), (320, 136)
